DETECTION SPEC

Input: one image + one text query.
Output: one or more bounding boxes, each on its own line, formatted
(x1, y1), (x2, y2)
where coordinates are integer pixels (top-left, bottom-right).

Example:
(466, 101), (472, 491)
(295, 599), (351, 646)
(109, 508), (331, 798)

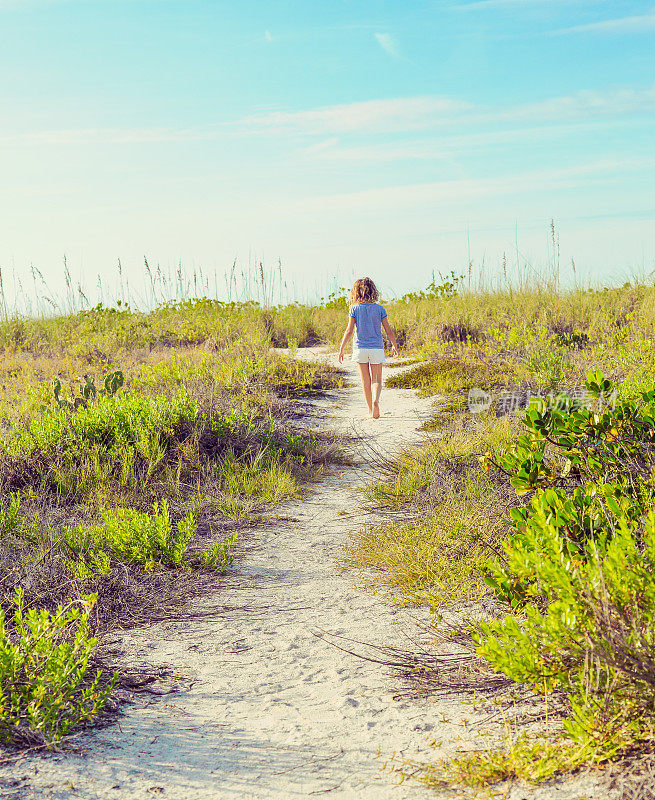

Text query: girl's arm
(382, 318), (399, 357)
(338, 318), (355, 363)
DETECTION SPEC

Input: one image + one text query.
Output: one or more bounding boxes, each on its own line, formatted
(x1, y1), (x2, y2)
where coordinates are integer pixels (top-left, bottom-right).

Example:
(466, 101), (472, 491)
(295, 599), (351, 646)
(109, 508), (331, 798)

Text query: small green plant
(417, 734), (581, 790)
(199, 532), (237, 571)
(65, 500), (237, 573)
(287, 336), (298, 357)
(0, 588), (116, 746)
(101, 501), (195, 569)
(0, 492), (21, 537)
(401, 271), (464, 303)
(524, 343), (570, 390)
(65, 500), (193, 571)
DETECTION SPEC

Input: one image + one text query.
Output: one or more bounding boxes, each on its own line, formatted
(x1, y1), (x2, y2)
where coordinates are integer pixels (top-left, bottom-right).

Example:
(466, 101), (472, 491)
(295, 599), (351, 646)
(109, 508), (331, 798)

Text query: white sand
(0, 350), (612, 799)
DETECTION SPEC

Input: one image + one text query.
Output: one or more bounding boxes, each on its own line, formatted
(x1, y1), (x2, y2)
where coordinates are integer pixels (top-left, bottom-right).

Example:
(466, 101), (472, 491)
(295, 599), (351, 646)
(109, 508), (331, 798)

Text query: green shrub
(476, 373), (655, 759)
(64, 500), (236, 573)
(2, 391), (198, 498)
(0, 386), (318, 502)
(477, 505), (655, 754)
(481, 372), (655, 607)
(199, 533), (237, 571)
(489, 371), (654, 499)
(0, 588), (115, 746)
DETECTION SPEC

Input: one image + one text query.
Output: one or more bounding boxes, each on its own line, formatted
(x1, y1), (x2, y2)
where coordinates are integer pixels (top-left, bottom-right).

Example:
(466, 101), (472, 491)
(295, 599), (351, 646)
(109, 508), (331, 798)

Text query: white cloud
(555, 9), (655, 34)
(300, 123), (612, 164)
(244, 96), (472, 135)
(302, 139), (451, 163)
(290, 158), (655, 215)
(4, 84), (654, 151)
(507, 85), (655, 122)
(264, 29), (273, 42)
(373, 32), (399, 58)
(244, 84), (655, 139)
(302, 137), (341, 156)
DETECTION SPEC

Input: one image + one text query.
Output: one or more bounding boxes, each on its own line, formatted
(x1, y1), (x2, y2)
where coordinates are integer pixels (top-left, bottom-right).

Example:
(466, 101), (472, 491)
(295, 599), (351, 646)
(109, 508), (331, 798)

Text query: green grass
(414, 734), (592, 793)
(1, 389), (324, 506)
(63, 500), (235, 575)
(386, 357), (516, 396)
(348, 509), (498, 608)
(349, 415), (517, 608)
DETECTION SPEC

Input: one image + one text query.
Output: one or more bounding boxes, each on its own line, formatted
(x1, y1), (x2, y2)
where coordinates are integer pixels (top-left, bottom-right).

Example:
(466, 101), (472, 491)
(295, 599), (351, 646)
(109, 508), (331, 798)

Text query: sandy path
(0, 351), (609, 799)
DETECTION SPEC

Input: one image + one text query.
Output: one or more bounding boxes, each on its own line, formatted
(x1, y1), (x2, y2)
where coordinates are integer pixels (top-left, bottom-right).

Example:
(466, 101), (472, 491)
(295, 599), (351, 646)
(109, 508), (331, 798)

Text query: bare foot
(372, 403), (380, 419)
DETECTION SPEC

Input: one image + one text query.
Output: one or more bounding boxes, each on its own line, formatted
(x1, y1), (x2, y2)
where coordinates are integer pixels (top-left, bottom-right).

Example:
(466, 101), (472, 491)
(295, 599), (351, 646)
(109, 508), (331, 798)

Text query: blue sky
(1, 0), (654, 301)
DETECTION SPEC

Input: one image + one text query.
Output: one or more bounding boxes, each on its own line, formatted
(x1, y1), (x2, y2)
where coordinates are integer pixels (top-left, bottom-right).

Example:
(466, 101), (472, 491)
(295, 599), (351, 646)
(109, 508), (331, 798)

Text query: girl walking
(338, 277), (399, 419)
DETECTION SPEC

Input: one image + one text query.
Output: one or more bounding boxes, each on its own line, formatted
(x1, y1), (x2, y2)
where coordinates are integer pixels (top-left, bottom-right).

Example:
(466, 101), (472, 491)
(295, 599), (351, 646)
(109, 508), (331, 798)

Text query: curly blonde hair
(349, 277), (380, 305)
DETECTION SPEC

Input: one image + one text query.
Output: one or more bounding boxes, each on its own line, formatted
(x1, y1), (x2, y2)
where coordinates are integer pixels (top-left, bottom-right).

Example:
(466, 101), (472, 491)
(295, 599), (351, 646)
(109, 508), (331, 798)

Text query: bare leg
(371, 363), (383, 418)
(357, 362), (373, 415)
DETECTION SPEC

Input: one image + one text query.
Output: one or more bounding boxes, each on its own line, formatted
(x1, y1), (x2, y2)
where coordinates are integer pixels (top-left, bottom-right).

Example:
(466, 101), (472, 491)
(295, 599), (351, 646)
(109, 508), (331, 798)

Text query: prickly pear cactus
(52, 370), (124, 411)
(81, 375), (97, 401)
(102, 371), (124, 397)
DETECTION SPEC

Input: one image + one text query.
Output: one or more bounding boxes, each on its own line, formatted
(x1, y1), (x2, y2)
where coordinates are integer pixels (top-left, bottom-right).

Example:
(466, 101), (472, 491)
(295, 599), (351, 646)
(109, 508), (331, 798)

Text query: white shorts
(352, 348), (386, 364)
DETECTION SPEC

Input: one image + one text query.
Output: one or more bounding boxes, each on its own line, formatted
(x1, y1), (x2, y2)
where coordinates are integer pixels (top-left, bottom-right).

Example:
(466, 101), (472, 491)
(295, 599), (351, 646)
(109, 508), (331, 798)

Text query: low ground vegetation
(310, 276), (655, 402)
(345, 277), (655, 795)
(477, 377), (655, 755)
(347, 414), (517, 609)
(0, 305), (342, 746)
(5, 273), (655, 775)
(0, 589), (115, 747)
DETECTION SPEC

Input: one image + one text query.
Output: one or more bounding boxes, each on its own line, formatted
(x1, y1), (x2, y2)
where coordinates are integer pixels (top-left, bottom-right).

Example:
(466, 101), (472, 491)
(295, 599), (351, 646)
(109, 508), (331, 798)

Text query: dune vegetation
(3, 261), (655, 796)
(342, 273), (655, 792)
(0, 298), (342, 746)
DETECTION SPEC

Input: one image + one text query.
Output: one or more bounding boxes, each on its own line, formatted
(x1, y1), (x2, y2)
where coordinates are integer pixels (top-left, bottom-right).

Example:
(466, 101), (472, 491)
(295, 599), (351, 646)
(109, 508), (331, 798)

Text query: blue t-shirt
(349, 302), (387, 349)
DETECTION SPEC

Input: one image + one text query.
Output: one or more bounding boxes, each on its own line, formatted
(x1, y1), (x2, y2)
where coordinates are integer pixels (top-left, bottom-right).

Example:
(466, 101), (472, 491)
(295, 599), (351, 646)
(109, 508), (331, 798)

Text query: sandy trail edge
(0, 350), (612, 799)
